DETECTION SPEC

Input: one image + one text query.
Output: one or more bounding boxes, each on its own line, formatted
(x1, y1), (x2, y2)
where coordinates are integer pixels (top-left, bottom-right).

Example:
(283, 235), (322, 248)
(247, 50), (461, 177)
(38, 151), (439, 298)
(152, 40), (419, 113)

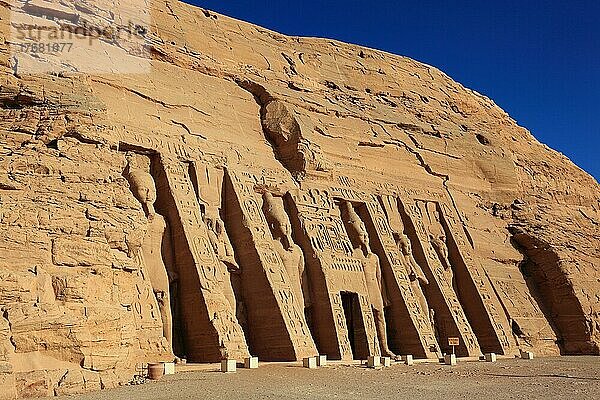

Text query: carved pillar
(159, 157), (249, 362)
(437, 202), (513, 355)
(398, 195), (481, 356)
(290, 188), (379, 360)
(224, 169), (317, 361)
(363, 197), (440, 358)
(481, 259), (558, 354)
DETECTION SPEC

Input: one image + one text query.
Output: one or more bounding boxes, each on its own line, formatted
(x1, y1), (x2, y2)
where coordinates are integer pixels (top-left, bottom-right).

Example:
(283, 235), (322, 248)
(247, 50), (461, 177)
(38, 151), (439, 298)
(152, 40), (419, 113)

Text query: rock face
(1, 0), (599, 397)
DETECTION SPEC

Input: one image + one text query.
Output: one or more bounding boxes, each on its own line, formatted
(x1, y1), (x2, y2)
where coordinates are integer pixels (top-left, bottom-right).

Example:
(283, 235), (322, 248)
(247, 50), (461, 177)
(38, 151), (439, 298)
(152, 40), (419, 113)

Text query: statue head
(263, 192), (293, 250)
(429, 233), (446, 246)
(399, 234), (412, 255)
(128, 169), (157, 218)
(274, 218), (292, 238)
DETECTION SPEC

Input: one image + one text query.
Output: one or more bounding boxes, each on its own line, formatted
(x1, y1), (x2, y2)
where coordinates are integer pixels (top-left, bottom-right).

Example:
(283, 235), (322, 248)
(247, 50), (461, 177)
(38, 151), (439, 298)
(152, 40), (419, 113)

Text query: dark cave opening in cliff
(510, 230), (596, 355)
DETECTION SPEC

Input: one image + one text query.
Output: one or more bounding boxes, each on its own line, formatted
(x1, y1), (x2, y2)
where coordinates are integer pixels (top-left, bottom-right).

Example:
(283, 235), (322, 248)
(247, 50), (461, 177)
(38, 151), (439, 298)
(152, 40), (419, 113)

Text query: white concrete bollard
(221, 359), (236, 373)
(317, 355), (327, 367)
(484, 353), (497, 363)
(444, 354), (457, 366)
(163, 362), (175, 375)
(303, 357), (317, 369)
(402, 355), (414, 366)
(244, 357), (259, 369)
(382, 357), (392, 367)
(367, 356), (382, 368)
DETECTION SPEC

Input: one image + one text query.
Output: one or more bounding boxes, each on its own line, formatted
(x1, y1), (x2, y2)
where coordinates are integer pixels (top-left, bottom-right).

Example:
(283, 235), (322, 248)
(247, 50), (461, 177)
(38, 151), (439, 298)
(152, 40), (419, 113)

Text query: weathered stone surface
(0, 0), (598, 398)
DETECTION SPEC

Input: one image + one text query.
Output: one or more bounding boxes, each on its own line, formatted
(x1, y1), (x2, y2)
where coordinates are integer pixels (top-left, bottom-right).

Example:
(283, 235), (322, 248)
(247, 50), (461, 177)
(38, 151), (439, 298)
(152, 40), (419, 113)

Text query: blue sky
(188, 1), (599, 180)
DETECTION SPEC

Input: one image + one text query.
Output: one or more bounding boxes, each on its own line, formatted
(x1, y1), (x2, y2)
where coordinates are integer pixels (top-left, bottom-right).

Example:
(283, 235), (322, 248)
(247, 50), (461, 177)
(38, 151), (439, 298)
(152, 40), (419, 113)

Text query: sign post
(448, 337), (460, 356)
(445, 337), (460, 366)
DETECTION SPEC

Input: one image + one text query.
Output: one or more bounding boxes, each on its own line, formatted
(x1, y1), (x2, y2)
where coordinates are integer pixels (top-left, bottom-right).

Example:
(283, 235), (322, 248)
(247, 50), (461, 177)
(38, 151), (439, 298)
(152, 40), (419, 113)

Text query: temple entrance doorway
(341, 292), (369, 360)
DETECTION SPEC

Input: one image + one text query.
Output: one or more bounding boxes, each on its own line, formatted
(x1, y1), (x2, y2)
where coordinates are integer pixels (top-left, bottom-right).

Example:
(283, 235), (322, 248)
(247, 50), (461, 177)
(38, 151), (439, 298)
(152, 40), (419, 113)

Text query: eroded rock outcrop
(0, 0), (598, 397)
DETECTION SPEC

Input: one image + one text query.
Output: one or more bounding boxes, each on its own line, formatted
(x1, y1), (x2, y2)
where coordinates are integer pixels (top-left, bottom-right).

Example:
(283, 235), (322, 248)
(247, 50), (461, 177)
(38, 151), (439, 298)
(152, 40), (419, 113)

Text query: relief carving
(193, 164), (243, 322)
(3, 3), (595, 396)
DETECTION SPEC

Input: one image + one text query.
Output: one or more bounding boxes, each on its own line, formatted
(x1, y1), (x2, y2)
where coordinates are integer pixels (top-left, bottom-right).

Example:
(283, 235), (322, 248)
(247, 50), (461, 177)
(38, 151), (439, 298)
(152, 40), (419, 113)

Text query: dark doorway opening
(341, 292), (369, 360)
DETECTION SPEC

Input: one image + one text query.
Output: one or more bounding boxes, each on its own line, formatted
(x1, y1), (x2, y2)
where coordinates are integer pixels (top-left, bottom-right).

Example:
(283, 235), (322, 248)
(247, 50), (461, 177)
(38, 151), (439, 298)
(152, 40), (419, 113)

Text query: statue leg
(156, 290), (173, 348)
(373, 306), (398, 359)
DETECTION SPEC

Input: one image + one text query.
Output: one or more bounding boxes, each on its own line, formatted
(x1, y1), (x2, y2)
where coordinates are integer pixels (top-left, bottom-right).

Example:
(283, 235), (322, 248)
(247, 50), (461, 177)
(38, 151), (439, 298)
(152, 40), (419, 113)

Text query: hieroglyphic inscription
(330, 292), (353, 358)
(293, 187), (380, 359)
(359, 292), (380, 355)
(484, 259), (557, 347)
(162, 159), (220, 291)
(117, 132), (226, 165)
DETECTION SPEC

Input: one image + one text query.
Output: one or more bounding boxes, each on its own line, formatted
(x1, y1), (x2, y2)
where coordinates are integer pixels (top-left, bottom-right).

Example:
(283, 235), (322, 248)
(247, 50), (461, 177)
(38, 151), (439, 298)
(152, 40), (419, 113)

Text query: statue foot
(383, 350), (401, 361)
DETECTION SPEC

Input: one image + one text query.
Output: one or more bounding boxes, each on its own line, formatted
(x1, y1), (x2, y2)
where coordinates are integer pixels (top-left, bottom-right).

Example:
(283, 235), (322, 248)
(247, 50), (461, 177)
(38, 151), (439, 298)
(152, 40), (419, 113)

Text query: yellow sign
(448, 337), (460, 346)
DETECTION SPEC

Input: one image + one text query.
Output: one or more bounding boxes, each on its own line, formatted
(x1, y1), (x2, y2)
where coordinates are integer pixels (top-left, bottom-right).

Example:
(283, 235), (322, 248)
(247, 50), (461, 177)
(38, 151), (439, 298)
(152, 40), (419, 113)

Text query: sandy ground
(59, 356), (600, 400)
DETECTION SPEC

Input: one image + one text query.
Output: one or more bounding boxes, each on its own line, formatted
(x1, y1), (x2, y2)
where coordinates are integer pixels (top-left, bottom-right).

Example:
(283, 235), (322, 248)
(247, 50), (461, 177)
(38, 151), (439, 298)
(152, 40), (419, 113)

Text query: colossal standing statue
(341, 201), (398, 360)
(397, 233), (430, 317)
(126, 156), (174, 349)
(262, 192), (311, 310)
(194, 164), (244, 322)
(424, 202), (456, 295)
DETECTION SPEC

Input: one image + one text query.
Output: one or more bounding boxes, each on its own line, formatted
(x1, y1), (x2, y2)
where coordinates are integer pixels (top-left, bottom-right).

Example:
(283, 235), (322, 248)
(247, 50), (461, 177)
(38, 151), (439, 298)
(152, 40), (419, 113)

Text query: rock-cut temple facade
(0, 1), (599, 398)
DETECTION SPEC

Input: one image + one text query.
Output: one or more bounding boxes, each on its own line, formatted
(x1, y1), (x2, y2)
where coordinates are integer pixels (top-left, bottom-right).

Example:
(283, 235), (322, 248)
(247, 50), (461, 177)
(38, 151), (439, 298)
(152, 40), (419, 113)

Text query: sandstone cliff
(0, 0), (598, 398)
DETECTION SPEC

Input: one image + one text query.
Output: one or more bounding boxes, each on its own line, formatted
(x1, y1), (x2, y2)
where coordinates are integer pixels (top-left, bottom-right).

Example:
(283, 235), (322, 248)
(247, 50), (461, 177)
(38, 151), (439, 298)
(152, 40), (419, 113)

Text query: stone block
(444, 354), (457, 366)
(521, 351), (534, 360)
(303, 357), (317, 369)
(317, 355), (327, 367)
(382, 357), (391, 367)
(221, 359), (236, 373)
(244, 357), (259, 369)
(51, 236), (112, 268)
(367, 356), (381, 368)
(15, 370), (52, 398)
(485, 353), (497, 362)
(402, 355), (414, 366)
(164, 362), (175, 375)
